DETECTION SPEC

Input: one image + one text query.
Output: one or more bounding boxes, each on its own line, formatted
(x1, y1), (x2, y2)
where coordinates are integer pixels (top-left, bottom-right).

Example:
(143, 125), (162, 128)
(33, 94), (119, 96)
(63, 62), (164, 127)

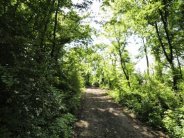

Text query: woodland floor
(74, 88), (168, 138)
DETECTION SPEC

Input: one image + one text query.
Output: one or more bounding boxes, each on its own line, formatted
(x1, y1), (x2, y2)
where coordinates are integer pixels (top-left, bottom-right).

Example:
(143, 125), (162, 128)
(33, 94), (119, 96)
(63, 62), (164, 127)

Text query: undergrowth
(109, 79), (184, 138)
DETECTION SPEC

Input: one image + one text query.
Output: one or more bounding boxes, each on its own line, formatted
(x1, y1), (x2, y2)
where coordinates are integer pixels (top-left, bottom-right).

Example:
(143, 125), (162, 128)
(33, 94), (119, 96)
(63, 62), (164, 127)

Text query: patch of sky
(71, 0), (154, 73)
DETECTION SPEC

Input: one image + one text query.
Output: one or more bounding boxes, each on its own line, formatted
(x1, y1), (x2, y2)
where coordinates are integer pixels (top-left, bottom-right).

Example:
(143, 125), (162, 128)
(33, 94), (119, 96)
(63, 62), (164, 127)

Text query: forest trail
(74, 88), (167, 138)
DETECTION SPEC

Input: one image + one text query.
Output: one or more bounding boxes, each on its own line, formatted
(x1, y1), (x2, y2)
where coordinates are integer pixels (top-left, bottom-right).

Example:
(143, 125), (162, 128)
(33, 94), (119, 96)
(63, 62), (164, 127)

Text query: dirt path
(74, 88), (167, 138)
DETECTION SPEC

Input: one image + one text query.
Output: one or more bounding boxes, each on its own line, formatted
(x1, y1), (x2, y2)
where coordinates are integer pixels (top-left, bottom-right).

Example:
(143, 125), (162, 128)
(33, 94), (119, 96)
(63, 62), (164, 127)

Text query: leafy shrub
(109, 78), (183, 137)
(48, 113), (76, 138)
(163, 106), (184, 138)
(0, 60), (82, 137)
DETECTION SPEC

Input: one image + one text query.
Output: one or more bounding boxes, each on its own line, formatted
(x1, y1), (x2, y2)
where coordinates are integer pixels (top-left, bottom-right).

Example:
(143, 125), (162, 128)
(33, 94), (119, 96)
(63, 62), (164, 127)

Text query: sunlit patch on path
(74, 88), (168, 138)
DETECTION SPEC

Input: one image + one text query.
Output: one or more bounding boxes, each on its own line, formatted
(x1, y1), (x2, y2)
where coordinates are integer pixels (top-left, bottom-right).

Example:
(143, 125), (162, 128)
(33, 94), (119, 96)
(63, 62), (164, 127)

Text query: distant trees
(103, 0), (184, 90)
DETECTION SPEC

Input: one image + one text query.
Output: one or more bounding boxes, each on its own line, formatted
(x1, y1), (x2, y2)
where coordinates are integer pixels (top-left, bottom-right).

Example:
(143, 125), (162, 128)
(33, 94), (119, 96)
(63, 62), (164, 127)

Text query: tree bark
(175, 49), (183, 79)
(113, 26), (131, 88)
(142, 38), (149, 75)
(154, 21), (178, 90)
(118, 45), (131, 88)
(51, 0), (59, 60)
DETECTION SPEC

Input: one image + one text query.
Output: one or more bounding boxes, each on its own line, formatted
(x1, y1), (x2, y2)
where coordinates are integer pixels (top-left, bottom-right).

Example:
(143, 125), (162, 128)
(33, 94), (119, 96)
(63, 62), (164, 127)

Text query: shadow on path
(74, 88), (167, 138)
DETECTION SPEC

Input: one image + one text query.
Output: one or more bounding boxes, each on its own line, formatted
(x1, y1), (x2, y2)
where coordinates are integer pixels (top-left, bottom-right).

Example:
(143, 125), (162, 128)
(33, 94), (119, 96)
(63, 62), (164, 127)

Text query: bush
(0, 59), (82, 137)
(48, 113), (76, 138)
(110, 78), (183, 137)
(163, 106), (184, 138)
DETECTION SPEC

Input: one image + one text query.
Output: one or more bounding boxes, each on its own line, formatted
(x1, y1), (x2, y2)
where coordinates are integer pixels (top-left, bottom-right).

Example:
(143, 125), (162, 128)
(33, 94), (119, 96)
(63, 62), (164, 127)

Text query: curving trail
(74, 88), (167, 138)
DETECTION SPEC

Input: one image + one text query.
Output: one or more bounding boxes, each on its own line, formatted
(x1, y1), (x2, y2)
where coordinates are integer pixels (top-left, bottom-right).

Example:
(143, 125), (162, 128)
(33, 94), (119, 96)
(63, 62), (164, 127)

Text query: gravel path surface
(74, 88), (167, 138)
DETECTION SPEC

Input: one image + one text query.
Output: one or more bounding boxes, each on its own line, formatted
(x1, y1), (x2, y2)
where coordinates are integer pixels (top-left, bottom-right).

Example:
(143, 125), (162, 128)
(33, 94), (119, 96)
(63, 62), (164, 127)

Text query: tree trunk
(175, 49), (183, 79)
(51, 0), (59, 60)
(142, 38), (149, 75)
(118, 49), (131, 88)
(154, 22), (178, 90)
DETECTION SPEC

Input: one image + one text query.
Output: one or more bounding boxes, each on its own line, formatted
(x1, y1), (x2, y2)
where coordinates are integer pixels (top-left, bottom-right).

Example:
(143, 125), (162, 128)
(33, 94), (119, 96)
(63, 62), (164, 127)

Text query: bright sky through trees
(74, 0), (154, 72)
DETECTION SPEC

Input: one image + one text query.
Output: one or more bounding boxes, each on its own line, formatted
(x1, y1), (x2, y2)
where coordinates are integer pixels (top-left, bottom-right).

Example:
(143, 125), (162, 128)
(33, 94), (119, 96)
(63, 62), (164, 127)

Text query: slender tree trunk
(142, 38), (149, 75)
(154, 22), (178, 90)
(118, 49), (131, 88)
(159, 10), (173, 61)
(51, 0), (59, 60)
(170, 63), (178, 90)
(175, 49), (183, 79)
(154, 22), (170, 62)
(113, 26), (131, 88)
(159, 5), (179, 90)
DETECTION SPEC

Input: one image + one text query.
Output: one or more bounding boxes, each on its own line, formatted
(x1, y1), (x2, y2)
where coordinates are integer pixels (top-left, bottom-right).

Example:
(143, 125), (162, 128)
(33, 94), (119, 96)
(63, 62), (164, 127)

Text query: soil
(74, 88), (168, 138)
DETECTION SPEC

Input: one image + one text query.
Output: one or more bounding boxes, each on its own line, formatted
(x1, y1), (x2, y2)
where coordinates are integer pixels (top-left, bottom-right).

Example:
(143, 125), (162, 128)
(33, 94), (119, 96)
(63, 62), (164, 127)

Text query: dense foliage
(0, 0), (90, 137)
